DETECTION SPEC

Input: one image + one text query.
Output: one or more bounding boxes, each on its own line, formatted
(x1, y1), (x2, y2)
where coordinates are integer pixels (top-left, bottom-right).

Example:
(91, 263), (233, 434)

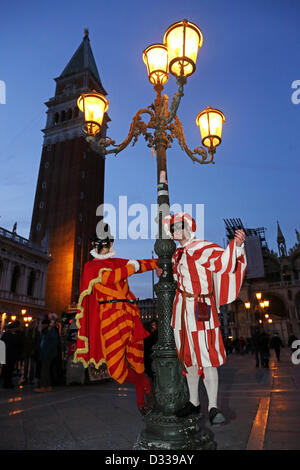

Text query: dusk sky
(0, 0), (299, 298)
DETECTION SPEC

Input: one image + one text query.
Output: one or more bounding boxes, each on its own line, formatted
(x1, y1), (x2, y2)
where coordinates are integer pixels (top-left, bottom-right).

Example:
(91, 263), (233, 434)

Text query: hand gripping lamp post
(78, 19), (225, 450)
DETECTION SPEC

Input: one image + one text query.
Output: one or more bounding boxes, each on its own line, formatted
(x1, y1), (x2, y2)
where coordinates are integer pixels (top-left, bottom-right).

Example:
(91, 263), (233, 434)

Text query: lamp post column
(152, 111), (188, 414)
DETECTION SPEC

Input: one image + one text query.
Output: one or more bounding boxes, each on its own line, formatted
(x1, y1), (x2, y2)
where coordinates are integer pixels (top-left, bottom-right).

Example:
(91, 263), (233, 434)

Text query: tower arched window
(61, 110), (66, 122)
(54, 112), (59, 125)
(67, 108), (72, 120)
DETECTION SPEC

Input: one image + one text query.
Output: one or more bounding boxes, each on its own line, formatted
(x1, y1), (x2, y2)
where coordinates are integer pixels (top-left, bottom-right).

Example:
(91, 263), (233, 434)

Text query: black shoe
(209, 407), (226, 426)
(175, 401), (200, 418)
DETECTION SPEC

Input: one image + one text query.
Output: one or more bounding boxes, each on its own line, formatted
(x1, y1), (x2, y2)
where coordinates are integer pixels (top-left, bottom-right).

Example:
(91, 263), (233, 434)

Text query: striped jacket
(172, 238), (247, 330)
(172, 238), (247, 369)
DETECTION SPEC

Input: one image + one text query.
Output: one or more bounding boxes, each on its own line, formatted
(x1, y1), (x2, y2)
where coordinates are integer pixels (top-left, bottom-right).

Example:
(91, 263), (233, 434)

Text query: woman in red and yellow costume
(74, 224), (158, 415)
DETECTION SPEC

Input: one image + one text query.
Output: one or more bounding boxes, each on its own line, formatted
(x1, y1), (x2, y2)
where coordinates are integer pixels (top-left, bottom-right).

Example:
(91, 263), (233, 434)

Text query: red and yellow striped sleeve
(101, 264), (136, 285)
(137, 258), (158, 273)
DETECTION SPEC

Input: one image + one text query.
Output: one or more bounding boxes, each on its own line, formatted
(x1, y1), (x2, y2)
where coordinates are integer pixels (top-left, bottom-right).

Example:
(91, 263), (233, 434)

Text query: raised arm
(100, 258), (159, 285)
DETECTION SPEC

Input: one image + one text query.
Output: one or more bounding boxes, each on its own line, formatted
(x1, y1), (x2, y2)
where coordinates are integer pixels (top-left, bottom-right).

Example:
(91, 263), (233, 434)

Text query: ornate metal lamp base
(134, 413), (216, 450)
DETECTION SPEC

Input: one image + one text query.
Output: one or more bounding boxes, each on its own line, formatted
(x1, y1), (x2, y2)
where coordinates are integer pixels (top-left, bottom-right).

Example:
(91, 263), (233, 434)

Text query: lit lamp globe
(143, 44), (169, 86)
(196, 107), (225, 150)
(163, 19), (203, 78)
(77, 91), (109, 136)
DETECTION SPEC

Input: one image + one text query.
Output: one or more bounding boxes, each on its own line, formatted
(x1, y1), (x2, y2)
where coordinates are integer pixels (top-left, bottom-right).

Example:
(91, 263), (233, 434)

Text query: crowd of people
(0, 312), (298, 391)
(224, 328), (298, 368)
(0, 314), (160, 391)
(0, 314), (73, 390)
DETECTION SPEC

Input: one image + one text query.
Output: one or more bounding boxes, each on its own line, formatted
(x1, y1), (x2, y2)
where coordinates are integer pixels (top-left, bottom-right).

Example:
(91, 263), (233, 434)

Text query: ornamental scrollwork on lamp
(83, 80), (220, 166)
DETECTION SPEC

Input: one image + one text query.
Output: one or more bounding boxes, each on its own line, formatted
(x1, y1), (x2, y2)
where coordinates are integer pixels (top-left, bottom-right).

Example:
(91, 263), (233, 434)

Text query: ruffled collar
(180, 232), (196, 248)
(90, 248), (116, 260)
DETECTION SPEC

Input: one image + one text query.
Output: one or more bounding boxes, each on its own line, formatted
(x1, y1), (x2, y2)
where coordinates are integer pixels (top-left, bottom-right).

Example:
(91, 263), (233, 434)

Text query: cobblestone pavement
(0, 347), (299, 451)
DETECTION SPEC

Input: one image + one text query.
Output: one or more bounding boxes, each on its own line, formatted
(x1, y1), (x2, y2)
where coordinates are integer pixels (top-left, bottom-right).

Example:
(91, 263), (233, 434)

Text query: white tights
(186, 365), (218, 411)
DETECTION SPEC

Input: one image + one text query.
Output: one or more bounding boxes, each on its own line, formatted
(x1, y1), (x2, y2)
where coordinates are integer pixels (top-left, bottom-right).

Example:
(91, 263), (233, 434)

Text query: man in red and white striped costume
(162, 212), (247, 425)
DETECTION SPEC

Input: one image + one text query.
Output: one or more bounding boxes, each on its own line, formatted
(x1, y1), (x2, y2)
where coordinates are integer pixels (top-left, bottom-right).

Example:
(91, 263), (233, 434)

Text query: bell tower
(30, 30), (108, 315)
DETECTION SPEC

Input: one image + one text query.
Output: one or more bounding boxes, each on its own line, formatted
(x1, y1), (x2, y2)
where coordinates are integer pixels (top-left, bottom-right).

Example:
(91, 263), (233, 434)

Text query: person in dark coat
(49, 319), (63, 385)
(252, 327), (263, 368)
(22, 320), (40, 385)
(260, 330), (270, 368)
(34, 319), (59, 392)
(1, 321), (24, 388)
(270, 333), (284, 361)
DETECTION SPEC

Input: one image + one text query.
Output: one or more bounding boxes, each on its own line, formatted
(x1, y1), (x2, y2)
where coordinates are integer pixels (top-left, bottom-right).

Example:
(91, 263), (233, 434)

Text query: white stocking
(186, 365), (200, 406)
(203, 366), (218, 411)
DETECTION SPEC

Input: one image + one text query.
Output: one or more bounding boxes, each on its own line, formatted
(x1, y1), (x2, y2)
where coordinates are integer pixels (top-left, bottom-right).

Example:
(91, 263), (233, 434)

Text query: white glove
(236, 244), (244, 257)
(127, 259), (140, 272)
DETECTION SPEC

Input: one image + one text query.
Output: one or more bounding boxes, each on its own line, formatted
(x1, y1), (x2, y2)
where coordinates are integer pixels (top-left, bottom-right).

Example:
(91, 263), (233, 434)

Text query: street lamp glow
(77, 91), (109, 135)
(163, 19), (203, 78)
(256, 292), (262, 300)
(260, 301), (265, 309)
(143, 44), (169, 85)
(244, 302), (251, 309)
(196, 107), (225, 149)
(21, 309), (27, 315)
(264, 300), (270, 308)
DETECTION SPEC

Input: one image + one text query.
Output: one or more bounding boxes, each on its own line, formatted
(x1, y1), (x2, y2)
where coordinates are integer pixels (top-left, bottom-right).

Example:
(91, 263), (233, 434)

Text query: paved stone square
(0, 347), (299, 451)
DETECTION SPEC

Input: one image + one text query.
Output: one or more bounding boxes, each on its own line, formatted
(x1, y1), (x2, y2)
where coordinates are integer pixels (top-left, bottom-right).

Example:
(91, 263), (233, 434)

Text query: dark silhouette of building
(224, 218), (300, 343)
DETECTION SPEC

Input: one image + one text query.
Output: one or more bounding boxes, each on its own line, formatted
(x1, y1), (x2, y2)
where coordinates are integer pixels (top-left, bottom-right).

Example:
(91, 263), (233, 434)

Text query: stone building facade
(226, 221), (300, 344)
(0, 226), (51, 326)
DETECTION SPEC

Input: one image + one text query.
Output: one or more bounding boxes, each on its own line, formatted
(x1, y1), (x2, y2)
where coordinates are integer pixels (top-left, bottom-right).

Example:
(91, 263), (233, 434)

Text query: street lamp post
(78, 19), (225, 450)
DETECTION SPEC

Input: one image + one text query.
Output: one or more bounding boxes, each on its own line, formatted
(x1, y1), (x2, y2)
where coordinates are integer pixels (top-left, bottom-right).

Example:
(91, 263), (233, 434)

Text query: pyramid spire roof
(277, 221), (285, 243)
(59, 29), (106, 93)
